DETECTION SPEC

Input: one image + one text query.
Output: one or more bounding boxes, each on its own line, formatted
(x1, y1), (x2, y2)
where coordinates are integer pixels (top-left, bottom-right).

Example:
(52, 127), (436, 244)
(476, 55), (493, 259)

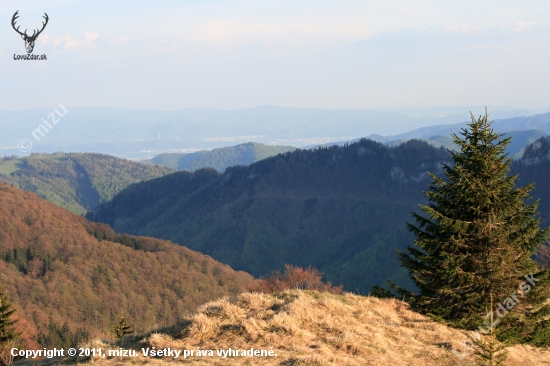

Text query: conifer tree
(0, 285), (21, 366)
(113, 311), (133, 340)
(385, 111), (550, 342)
(471, 294), (508, 366)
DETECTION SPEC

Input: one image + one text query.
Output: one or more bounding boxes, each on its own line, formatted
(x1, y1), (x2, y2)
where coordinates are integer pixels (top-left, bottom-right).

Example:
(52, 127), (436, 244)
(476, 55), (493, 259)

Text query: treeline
(37, 318), (90, 349)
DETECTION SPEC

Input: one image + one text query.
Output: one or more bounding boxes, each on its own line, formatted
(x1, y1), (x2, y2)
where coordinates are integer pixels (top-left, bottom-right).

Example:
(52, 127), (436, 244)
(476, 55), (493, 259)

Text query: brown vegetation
(252, 264), (343, 294)
(0, 182), (253, 348)
(24, 290), (550, 365)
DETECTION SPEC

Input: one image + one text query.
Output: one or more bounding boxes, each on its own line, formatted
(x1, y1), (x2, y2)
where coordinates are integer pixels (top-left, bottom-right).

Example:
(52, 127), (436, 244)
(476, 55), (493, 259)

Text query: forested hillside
(0, 182), (253, 349)
(512, 135), (550, 225)
(0, 153), (173, 214)
(91, 137), (550, 295)
(143, 142), (296, 171)
(91, 139), (453, 293)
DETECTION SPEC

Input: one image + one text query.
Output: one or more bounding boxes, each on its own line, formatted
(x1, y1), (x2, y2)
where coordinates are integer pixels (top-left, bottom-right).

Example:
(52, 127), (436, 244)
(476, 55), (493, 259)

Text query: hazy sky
(1, 1), (549, 111)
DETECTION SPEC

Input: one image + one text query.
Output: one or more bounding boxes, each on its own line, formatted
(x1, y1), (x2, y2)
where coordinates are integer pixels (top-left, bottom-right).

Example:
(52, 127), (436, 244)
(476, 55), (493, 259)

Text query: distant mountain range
(2, 109), (549, 290)
(378, 112), (550, 157)
(0, 106), (540, 159)
(372, 112), (550, 141)
(143, 142), (296, 171)
(308, 112), (550, 158)
(381, 129), (548, 158)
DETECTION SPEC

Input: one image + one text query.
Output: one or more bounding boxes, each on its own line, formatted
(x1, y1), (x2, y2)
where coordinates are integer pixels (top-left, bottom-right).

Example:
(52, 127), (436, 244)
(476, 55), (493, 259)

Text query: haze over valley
(1, 105), (544, 159)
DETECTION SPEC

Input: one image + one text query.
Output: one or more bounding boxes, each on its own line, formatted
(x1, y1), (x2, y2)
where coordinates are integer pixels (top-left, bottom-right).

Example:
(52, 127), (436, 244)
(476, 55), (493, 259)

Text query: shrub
(254, 264), (343, 294)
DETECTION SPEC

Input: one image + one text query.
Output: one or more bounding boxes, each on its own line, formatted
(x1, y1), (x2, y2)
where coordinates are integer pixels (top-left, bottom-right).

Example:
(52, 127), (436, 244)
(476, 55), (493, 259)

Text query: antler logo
(12, 10), (49, 54)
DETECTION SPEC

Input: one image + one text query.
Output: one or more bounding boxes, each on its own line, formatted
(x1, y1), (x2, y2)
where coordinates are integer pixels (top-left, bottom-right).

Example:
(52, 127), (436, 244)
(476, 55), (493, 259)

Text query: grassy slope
(144, 142), (297, 172)
(27, 290), (550, 365)
(0, 182), (254, 346)
(0, 158), (22, 175)
(0, 153), (173, 214)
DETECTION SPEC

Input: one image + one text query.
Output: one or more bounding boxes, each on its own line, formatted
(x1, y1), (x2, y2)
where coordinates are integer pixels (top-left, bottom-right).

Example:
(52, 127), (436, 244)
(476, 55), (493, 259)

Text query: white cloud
(195, 19), (371, 50)
(515, 21), (537, 32)
(51, 31), (100, 50)
(39, 34), (50, 46)
(444, 23), (476, 33)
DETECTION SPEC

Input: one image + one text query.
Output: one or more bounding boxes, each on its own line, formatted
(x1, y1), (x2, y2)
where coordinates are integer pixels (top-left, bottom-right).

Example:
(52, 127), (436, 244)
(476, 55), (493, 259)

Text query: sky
(1, 0), (549, 111)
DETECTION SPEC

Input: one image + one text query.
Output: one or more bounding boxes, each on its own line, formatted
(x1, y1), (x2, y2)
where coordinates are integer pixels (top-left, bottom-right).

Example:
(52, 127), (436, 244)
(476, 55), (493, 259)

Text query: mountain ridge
(90, 138), (453, 293)
(143, 142), (296, 172)
(90, 136), (550, 295)
(375, 112), (550, 141)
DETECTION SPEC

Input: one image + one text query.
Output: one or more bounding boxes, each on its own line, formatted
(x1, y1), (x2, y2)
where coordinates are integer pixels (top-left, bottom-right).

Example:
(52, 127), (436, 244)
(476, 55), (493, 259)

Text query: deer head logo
(12, 11), (49, 54)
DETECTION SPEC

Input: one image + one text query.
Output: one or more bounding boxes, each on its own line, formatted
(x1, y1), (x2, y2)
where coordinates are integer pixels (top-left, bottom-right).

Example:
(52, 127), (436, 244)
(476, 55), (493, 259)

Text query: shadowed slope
(91, 139), (452, 293)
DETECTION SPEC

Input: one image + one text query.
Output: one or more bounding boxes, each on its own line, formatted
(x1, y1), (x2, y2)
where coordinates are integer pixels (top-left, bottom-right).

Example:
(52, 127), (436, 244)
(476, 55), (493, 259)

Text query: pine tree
(113, 311), (133, 340)
(471, 294), (508, 366)
(0, 285), (21, 366)
(384, 111), (550, 342)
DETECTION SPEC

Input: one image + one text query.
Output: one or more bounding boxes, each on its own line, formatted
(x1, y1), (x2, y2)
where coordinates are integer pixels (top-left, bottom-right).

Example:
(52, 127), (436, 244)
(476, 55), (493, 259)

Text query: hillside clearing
(0, 158), (22, 175)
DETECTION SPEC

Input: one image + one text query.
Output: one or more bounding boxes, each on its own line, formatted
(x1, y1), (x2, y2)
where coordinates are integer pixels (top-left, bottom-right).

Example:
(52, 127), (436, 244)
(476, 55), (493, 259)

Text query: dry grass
(20, 291), (550, 365)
